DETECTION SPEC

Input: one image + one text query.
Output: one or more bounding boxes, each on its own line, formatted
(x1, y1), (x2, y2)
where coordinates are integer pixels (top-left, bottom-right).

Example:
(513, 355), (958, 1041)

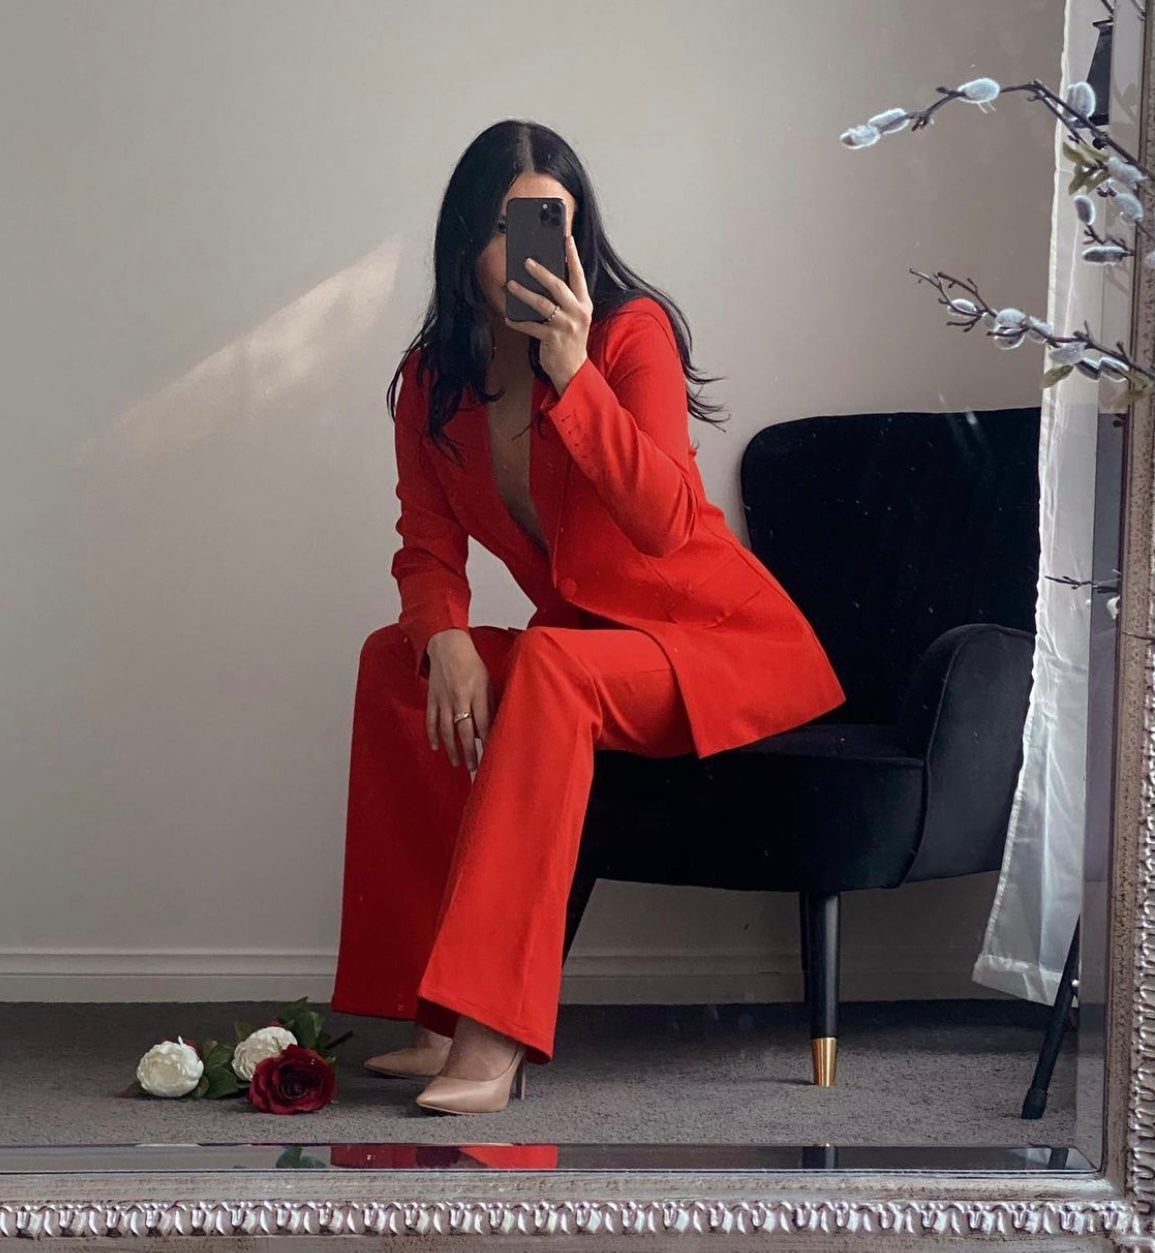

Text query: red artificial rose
(247, 1045), (336, 1114)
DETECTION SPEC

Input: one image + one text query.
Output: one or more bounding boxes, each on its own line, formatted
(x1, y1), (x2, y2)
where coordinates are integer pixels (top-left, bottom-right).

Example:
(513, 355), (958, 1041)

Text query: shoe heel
(514, 1056), (527, 1100)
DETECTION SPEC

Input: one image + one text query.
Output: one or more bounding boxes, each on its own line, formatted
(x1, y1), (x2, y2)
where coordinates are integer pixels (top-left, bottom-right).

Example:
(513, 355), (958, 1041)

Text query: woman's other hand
(424, 629), (494, 772)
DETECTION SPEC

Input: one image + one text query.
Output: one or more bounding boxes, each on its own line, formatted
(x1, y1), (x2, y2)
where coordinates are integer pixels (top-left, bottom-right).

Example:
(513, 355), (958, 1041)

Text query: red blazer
(390, 295), (845, 758)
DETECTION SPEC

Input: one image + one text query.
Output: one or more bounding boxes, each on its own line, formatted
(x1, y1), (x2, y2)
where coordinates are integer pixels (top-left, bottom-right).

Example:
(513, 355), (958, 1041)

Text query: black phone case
(505, 197), (567, 322)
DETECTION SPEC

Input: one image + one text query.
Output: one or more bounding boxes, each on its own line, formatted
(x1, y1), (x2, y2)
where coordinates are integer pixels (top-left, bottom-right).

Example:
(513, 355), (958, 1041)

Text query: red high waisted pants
(329, 614), (695, 1066)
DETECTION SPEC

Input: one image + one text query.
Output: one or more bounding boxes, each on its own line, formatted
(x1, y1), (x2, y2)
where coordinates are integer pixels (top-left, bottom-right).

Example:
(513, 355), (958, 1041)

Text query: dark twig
(910, 269), (1155, 384)
(902, 79), (1152, 180)
(1081, 218), (1140, 260)
(1044, 574), (1121, 594)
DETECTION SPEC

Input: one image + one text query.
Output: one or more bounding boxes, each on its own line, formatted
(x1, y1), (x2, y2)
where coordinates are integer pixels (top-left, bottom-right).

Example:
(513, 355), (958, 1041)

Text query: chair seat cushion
(583, 726), (925, 893)
(735, 722), (920, 762)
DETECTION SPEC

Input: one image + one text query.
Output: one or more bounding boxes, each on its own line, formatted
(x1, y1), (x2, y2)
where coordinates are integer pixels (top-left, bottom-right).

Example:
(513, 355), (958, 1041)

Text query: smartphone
(505, 196), (567, 322)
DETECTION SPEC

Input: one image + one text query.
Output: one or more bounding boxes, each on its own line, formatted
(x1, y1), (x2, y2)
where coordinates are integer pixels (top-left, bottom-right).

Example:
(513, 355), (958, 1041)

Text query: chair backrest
(740, 407), (1041, 725)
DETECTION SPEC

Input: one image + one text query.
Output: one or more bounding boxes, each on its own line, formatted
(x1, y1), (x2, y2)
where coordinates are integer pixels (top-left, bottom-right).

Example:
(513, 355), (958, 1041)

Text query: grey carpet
(0, 999), (1075, 1147)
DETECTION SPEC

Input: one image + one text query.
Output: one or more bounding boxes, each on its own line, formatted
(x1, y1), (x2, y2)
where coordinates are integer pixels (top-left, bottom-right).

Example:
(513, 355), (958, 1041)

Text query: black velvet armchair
(564, 406), (1041, 1086)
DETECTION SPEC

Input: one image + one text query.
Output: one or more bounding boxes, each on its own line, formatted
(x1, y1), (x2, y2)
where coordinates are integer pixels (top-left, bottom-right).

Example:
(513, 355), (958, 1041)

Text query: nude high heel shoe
(414, 1045), (528, 1114)
(363, 1036), (452, 1079)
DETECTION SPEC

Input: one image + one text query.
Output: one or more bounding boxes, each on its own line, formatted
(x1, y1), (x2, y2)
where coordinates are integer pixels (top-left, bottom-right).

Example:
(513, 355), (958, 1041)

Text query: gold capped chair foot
(812, 1036), (837, 1086)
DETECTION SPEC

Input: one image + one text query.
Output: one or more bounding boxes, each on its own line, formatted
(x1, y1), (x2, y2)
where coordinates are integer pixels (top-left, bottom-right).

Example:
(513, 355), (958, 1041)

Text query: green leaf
(1107, 387), (1149, 411)
(1063, 139), (1103, 168)
(202, 1065), (244, 1099)
(294, 1011), (324, 1050)
(182, 1073), (210, 1100)
(275, 1146), (327, 1169)
(235, 1020), (256, 1043)
(204, 1043), (235, 1070)
(1042, 364), (1074, 387)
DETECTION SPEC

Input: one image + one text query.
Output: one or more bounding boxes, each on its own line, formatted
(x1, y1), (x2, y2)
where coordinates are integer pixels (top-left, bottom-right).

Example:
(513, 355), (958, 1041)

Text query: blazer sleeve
(389, 352), (472, 677)
(539, 301), (698, 557)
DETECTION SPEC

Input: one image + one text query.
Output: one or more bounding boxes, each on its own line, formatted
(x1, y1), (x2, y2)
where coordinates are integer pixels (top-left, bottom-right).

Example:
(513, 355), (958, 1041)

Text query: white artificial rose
(136, 1036), (204, 1098)
(231, 1025), (298, 1081)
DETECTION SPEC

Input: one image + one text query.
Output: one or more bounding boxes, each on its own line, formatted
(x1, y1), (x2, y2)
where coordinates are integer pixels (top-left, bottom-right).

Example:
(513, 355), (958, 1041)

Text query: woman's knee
(358, 621), (413, 678)
(506, 626), (591, 691)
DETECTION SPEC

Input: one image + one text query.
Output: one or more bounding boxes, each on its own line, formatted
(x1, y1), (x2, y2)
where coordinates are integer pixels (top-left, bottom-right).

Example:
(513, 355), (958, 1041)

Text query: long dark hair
(385, 118), (728, 465)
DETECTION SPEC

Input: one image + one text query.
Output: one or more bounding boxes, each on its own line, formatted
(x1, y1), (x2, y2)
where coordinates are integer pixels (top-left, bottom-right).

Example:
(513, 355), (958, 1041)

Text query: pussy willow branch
(1047, 573), (1120, 593)
(911, 268), (1155, 384)
(1046, 573), (1154, 638)
(1097, 0), (1146, 20)
(1082, 217), (1144, 259)
(910, 79), (1152, 181)
(1082, 222), (1134, 257)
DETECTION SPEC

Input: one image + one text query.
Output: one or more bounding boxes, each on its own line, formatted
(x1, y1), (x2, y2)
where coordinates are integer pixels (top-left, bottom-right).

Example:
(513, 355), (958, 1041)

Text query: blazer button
(559, 577), (578, 597)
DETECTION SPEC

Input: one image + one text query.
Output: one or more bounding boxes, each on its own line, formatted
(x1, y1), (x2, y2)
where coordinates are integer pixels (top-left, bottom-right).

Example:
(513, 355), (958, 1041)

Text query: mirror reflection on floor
(0, 1000), (1077, 1150)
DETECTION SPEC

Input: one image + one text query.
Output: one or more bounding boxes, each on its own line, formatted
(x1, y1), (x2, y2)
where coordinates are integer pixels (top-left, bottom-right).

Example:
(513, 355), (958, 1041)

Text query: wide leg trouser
(329, 617), (695, 1066)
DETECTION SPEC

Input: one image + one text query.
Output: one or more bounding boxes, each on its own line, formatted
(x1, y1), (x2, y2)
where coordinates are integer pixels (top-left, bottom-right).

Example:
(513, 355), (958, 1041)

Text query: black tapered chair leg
(798, 892), (812, 1003)
(563, 867), (599, 962)
(1021, 917), (1080, 1119)
(804, 891), (840, 1086)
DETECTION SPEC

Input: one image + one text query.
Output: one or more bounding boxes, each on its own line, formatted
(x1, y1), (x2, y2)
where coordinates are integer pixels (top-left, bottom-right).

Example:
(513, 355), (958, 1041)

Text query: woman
(330, 119), (845, 1115)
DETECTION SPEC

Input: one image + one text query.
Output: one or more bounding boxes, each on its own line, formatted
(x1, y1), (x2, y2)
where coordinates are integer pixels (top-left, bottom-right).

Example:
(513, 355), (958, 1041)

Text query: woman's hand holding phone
(424, 628), (494, 774)
(505, 233), (592, 395)
(502, 197), (592, 395)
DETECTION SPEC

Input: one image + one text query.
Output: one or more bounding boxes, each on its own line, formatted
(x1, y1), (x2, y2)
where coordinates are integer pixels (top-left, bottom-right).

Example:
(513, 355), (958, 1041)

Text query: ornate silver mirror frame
(5, 10), (1155, 1251)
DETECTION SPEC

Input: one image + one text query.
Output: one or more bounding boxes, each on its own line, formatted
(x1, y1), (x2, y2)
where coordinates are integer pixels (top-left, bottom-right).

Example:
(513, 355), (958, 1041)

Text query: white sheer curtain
(971, 0), (1103, 1004)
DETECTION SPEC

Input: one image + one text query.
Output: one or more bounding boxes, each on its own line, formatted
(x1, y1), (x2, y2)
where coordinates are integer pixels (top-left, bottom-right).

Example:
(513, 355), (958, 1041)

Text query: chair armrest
(895, 623), (1035, 883)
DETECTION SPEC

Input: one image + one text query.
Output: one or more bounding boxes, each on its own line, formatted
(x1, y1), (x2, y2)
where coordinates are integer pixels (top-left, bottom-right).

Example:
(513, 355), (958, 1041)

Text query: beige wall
(0, 0), (1063, 1003)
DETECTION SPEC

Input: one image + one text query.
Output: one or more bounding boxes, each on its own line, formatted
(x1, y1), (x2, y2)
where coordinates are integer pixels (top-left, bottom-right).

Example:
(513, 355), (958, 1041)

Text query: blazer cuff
(540, 357), (606, 477)
(405, 604), (472, 679)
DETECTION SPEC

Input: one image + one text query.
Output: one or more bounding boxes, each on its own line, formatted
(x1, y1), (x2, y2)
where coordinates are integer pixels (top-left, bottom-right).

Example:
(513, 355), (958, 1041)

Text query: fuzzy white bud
(1083, 243), (1127, 264)
(1115, 190), (1144, 223)
(993, 307), (1030, 329)
(1065, 81), (1096, 118)
(1073, 194), (1096, 225)
(867, 108), (910, 134)
(1051, 340), (1087, 366)
(1107, 155), (1146, 188)
(958, 78), (1000, 104)
(840, 124), (882, 149)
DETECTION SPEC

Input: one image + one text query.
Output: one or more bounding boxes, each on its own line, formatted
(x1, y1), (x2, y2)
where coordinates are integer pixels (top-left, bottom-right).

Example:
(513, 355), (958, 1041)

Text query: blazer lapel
(530, 373), (571, 578)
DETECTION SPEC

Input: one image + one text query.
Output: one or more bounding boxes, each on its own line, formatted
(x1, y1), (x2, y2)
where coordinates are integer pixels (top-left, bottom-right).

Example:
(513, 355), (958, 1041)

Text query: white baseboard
(0, 946), (1014, 1003)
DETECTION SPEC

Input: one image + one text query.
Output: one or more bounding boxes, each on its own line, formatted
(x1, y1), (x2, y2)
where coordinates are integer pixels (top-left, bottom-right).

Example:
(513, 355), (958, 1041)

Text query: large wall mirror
(4, 0), (1155, 1246)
